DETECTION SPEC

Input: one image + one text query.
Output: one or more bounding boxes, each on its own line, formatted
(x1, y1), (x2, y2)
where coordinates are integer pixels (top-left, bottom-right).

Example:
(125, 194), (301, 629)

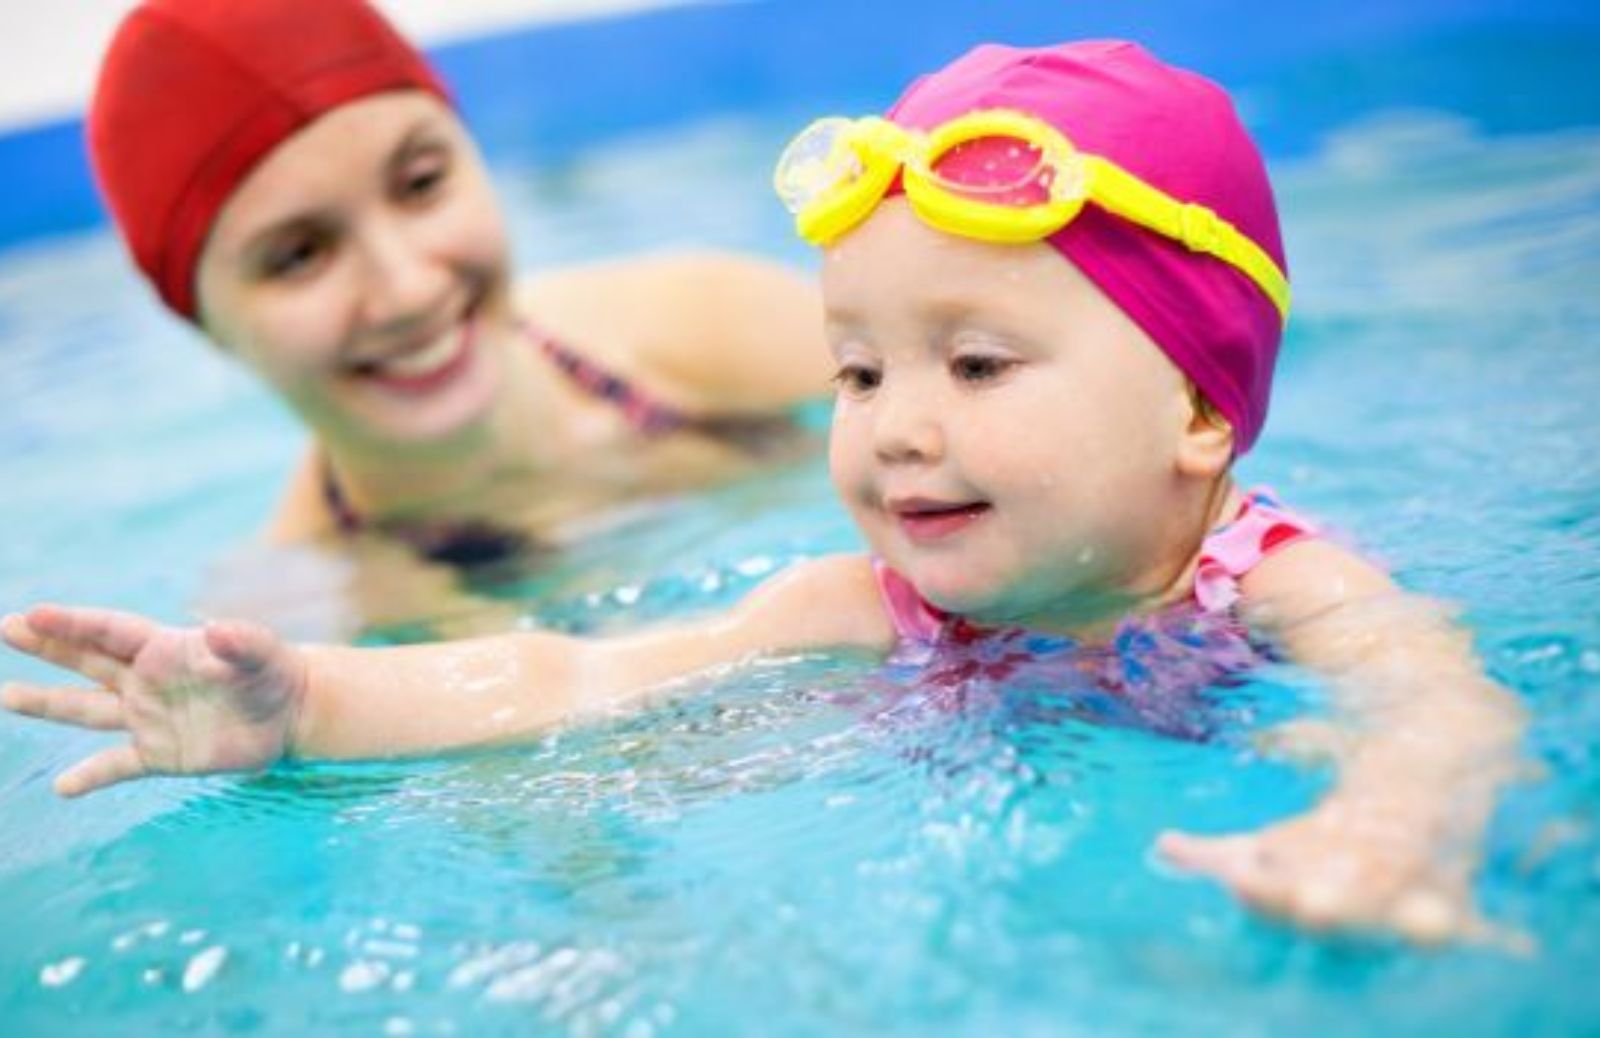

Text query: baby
(2, 42), (1524, 945)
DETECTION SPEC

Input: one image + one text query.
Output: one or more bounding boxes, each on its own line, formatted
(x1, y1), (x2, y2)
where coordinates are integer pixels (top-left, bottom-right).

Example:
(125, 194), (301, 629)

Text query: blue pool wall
(1, 0), (1599, 253)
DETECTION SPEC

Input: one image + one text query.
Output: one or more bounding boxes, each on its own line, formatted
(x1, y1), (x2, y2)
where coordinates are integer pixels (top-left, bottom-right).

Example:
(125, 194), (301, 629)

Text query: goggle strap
(1085, 158), (1291, 325)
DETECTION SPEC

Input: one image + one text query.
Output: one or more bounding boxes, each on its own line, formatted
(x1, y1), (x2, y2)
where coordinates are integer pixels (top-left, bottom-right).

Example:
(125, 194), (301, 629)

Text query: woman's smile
(350, 312), (479, 396)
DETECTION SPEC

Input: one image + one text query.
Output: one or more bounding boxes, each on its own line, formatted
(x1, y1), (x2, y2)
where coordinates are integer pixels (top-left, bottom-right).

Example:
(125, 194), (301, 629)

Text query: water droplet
(182, 946), (227, 993)
(735, 556), (774, 577)
(363, 939), (419, 960)
(340, 959), (390, 993)
(40, 956), (85, 988)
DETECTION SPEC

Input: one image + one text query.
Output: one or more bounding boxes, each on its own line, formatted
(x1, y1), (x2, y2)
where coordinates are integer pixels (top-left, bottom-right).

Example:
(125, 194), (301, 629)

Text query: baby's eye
(951, 354), (1013, 382)
(832, 363), (882, 395)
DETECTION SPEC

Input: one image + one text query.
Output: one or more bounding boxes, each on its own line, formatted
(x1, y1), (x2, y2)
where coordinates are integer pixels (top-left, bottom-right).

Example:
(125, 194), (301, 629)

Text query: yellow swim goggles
(773, 109), (1290, 324)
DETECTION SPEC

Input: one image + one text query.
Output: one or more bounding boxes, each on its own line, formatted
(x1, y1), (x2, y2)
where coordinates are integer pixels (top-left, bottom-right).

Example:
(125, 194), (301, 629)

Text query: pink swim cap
(886, 41), (1287, 453)
(88, 0), (450, 321)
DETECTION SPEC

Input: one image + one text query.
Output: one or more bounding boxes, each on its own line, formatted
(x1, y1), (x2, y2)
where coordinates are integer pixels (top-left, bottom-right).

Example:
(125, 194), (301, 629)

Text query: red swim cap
(88, 0), (450, 321)
(887, 41), (1287, 454)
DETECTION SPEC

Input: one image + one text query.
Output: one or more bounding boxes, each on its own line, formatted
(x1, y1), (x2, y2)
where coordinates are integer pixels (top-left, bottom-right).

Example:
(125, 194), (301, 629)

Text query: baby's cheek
(826, 410), (873, 469)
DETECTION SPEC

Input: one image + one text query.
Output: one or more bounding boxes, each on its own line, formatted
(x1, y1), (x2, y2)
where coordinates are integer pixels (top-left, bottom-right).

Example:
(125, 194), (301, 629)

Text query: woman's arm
(2, 555), (892, 795)
(1159, 539), (1528, 945)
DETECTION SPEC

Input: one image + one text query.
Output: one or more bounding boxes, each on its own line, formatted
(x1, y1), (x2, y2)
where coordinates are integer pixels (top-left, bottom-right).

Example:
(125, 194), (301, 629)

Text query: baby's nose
(873, 387), (944, 463)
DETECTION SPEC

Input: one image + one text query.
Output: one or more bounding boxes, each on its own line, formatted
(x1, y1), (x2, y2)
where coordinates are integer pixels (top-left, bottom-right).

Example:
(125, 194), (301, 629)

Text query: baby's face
(822, 199), (1201, 632)
(195, 92), (515, 452)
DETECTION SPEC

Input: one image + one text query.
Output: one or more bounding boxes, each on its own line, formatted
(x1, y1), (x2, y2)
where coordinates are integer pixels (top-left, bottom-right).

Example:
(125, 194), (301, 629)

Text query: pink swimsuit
(869, 489), (1319, 739)
(874, 488), (1317, 645)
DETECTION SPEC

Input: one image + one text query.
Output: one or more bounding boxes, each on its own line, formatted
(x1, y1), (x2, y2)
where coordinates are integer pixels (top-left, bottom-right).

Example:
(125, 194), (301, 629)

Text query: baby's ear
(1175, 386), (1233, 478)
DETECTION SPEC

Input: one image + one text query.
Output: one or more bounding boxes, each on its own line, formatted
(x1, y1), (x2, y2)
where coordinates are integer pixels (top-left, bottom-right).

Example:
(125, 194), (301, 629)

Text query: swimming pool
(3, 2), (1600, 1034)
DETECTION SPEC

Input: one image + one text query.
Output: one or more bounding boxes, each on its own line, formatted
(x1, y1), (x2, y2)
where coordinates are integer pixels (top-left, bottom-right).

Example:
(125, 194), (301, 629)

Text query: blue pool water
(3, 5), (1600, 1035)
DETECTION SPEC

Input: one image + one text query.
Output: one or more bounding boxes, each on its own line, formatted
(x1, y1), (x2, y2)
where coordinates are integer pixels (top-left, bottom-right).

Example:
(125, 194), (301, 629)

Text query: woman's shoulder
(516, 250), (828, 413)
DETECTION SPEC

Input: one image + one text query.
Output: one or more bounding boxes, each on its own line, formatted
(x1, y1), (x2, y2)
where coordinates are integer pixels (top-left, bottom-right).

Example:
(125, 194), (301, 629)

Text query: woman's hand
(1, 605), (306, 796)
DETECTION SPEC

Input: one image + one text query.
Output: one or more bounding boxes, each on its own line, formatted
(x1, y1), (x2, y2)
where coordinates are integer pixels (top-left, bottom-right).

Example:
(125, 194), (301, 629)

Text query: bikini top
(318, 322), (793, 565)
(874, 487), (1318, 646)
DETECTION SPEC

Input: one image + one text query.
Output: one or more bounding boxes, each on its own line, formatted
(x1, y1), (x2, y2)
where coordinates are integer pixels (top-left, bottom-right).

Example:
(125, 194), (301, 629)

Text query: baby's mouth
(890, 498), (994, 542)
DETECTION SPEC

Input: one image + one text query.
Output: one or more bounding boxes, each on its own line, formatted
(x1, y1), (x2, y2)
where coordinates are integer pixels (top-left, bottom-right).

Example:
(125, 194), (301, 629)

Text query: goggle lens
(922, 135), (1061, 207)
(774, 118), (865, 215)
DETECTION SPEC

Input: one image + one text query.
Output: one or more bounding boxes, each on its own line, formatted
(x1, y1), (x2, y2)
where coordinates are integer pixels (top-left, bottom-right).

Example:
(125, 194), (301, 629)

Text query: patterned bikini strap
(527, 323), (689, 437)
(529, 321), (806, 450)
(320, 455), (364, 533)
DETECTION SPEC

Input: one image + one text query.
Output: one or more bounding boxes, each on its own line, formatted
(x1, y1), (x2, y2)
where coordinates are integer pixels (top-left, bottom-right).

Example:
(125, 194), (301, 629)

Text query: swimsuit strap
(527, 323), (690, 437)
(319, 453), (530, 564)
(873, 486), (1319, 645)
(1191, 486), (1317, 613)
(322, 461), (364, 534)
(529, 322), (802, 450)
(872, 559), (948, 645)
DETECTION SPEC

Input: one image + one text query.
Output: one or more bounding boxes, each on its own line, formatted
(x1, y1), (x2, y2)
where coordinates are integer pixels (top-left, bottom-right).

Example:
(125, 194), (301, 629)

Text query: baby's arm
(1158, 539), (1527, 945)
(2, 555), (892, 797)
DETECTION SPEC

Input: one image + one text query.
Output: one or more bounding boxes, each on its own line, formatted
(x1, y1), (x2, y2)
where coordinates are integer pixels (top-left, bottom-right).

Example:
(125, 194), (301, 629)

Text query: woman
(91, 0), (830, 627)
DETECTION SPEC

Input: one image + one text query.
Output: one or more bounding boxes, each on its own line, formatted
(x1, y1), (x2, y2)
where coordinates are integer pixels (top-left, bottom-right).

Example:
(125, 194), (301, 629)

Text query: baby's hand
(1156, 796), (1523, 950)
(1, 605), (306, 797)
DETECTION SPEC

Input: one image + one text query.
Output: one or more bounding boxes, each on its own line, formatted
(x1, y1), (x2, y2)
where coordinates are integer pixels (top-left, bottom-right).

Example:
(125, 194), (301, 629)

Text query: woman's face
(195, 91), (514, 453)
